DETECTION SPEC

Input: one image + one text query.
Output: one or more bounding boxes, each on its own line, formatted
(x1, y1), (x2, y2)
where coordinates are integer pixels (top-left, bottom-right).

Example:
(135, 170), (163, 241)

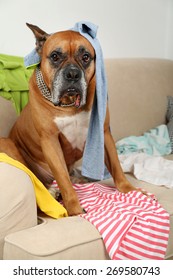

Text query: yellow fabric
(0, 153), (68, 219)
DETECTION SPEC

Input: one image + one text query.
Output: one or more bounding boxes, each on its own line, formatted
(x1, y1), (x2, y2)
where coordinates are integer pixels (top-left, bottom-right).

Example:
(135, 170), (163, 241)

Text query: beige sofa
(0, 58), (173, 260)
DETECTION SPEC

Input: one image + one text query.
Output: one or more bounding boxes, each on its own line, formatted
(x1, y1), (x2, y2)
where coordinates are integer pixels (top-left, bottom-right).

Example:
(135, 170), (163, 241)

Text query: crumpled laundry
(119, 152), (173, 188)
(116, 124), (171, 156)
(0, 53), (34, 114)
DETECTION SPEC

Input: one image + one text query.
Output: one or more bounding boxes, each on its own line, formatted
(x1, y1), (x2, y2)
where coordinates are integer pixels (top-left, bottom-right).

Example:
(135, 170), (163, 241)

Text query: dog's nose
(64, 65), (81, 82)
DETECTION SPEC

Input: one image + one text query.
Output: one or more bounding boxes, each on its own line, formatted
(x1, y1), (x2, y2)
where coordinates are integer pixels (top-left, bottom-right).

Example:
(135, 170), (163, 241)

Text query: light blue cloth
(24, 21), (110, 180)
(116, 124), (172, 156)
(73, 22), (110, 180)
(24, 49), (40, 68)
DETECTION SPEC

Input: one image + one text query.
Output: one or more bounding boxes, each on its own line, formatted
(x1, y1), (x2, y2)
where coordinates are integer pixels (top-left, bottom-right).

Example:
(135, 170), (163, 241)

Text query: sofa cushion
(0, 163), (37, 259)
(3, 173), (173, 260)
(105, 59), (173, 141)
(3, 216), (109, 260)
(0, 97), (17, 137)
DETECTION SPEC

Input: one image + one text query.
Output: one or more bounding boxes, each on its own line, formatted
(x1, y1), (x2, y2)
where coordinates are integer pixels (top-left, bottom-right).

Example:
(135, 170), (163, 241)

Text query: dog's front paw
(117, 181), (147, 195)
(65, 200), (83, 216)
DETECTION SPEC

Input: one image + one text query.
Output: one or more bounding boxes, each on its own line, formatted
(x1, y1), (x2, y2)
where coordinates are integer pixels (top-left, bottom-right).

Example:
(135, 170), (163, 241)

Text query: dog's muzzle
(36, 65), (87, 108)
(52, 64), (87, 108)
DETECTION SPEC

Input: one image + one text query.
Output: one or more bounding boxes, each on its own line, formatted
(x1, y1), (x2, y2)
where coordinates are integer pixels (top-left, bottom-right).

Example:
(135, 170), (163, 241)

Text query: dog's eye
(82, 53), (90, 63)
(50, 52), (60, 62)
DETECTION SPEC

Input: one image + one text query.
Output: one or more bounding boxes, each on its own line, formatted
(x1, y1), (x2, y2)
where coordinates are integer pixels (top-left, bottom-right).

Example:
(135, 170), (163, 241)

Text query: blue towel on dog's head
(24, 21), (110, 180)
(73, 22), (110, 180)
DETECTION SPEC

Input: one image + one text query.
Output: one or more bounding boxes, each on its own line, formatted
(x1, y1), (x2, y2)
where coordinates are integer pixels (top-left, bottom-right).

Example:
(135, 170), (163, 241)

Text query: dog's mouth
(58, 89), (81, 108)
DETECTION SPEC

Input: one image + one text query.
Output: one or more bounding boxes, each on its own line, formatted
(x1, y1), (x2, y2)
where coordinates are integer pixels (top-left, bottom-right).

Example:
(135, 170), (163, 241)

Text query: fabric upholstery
(0, 163), (37, 259)
(3, 172), (173, 260)
(105, 58), (173, 141)
(1, 58), (173, 260)
(4, 216), (109, 260)
(0, 97), (17, 137)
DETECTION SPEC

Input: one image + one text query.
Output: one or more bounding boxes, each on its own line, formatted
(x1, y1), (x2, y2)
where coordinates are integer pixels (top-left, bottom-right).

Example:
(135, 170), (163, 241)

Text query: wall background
(0, 0), (173, 59)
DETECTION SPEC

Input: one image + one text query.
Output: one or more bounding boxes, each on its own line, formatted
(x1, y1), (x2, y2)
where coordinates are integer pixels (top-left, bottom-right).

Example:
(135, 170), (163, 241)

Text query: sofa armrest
(0, 163), (37, 259)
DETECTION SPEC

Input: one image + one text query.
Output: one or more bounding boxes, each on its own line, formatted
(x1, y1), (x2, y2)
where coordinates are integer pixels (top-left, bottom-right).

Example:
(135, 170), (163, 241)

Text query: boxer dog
(0, 24), (137, 216)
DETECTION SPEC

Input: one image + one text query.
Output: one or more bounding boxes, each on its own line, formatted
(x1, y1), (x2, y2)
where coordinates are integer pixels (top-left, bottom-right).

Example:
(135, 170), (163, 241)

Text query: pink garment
(52, 181), (170, 259)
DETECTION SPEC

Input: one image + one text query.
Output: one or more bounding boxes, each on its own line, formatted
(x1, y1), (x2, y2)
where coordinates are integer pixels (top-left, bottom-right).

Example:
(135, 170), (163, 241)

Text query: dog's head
(27, 23), (96, 108)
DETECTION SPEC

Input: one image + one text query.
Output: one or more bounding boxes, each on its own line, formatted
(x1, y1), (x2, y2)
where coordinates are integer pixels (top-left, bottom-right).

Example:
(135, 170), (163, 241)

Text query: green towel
(0, 53), (34, 114)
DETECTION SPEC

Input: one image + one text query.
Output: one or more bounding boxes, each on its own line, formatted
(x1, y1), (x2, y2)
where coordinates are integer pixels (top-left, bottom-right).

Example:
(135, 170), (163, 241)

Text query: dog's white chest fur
(54, 111), (90, 151)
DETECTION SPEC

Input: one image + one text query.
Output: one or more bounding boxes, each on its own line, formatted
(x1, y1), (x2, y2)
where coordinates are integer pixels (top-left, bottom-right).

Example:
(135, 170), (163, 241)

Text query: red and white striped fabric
(52, 181), (170, 260)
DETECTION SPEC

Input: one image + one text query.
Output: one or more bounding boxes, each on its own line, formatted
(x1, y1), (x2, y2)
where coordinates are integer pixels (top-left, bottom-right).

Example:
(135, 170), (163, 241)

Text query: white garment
(119, 153), (173, 188)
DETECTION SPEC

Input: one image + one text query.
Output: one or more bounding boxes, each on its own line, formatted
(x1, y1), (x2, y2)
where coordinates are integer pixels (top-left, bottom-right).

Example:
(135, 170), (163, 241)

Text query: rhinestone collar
(35, 67), (52, 102)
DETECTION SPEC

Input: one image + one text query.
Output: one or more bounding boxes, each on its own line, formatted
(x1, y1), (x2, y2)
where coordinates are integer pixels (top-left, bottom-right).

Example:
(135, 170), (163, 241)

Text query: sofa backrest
(105, 58), (173, 141)
(0, 97), (17, 137)
(1, 58), (173, 141)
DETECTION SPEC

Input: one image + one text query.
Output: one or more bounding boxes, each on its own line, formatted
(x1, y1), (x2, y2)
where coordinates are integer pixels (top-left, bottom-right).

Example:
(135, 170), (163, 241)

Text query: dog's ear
(26, 23), (49, 56)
